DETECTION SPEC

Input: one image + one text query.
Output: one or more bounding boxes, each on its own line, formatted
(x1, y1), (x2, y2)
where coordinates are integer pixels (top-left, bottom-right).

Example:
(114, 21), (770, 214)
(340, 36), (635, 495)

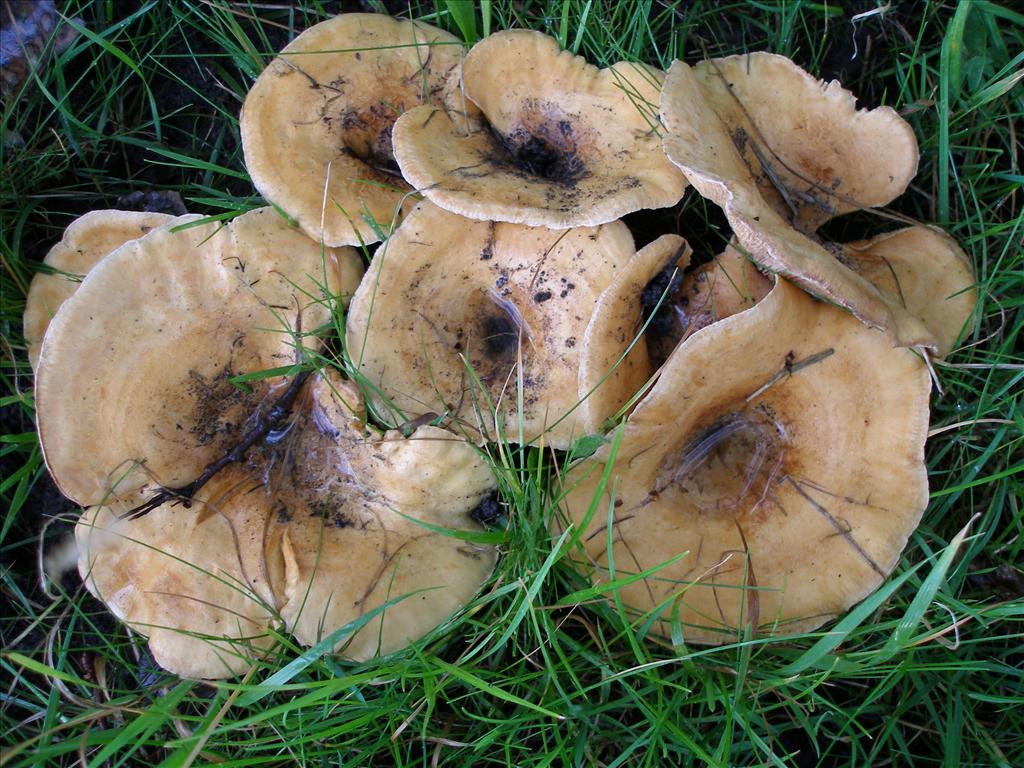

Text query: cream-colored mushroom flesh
(241, 14), (462, 246)
(24, 210), (175, 369)
(346, 201), (635, 448)
(841, 226), (977, 359)
(661, 58), (939, 351)
(691, 53), (918, 231)
(578, 234), (691, 434)
(77, 372), (496, 677)
(392, 30), (687, 228)
(561, 278), (930, 644)
(36, 208), (362, 506)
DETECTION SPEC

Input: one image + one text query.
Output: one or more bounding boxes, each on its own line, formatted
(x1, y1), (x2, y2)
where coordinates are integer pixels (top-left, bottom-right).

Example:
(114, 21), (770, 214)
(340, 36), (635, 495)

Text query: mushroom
(77, 371), (497, 678)
(345, 200), (636, 448)
(578, 237), (771, 433)
(660, 55), (974, 354)
(689, 53), (918, 232)
(35, 207), (363, 507)
(561, 278), (930, 644)
(577, 234), (691, 434)
(240, 13), (464, 247)
(23, 210), (177, 369)
(392, 30), (687, 228)
(840, 226), (978, 359)
(675, 241), (772, 344)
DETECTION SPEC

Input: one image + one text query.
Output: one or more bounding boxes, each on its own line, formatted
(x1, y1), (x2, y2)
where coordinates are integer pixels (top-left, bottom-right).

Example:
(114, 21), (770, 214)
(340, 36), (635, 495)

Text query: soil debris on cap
(240, 14), (463, 247)
(77, 371), (497, 677)
(393, 30), (687, 228)
(346, 200), (635, 448)
(35, 207), (362, 506)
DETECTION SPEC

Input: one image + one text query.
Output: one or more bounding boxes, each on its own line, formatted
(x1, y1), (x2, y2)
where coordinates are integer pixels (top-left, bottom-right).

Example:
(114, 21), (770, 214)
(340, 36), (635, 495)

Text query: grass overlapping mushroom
(33, 206), (499, 678)
(25, 11), (985, 676)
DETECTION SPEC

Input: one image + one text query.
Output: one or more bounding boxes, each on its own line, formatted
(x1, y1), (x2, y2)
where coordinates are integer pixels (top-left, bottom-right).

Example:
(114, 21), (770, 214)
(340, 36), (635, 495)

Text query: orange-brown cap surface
(577, 234), (691, 434)
(36, 208), (361, 506)
(241, 14), (463, 246)
(841, 226), (978, 359)
(77, 371), (497, 677)
(676, 241), (772, 344)
(24, 210), (176, 369)
(561, 278), (930, 644)
(268, 374), (496, 659)
(579, 237), (772, 434)
(76, 480), (278, 679)
(692, 53), (918, 232)
(661, 58), (944, 351)
(346, 201), (635, 448)
(393, 30), (686, 228)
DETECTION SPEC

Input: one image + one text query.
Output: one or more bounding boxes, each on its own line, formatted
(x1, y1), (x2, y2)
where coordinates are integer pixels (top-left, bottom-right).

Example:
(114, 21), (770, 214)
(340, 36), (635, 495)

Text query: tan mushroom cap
(677, 241), (772, 343)
(841, 226), (978, 359)
(692, 53), (918, 231)
(579, 237), (772, 434)
(23, 210), (176, 369)
(76, 480), (278, 679)
(561, 278), (930, 644)
(36, 208), (362, 506)
(77, 372), (496, 677)
(240, 14), (463, 247)
(662, 59), (939, 351)
(578, 234), (691, 434)
(273, 374), (496, 658)
(346, 201), (635, 448)
(392, 30), (687, 228)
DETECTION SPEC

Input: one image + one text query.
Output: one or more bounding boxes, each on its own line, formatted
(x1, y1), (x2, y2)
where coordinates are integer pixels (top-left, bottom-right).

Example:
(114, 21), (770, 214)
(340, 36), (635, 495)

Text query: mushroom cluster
(26, 12), (978, 676)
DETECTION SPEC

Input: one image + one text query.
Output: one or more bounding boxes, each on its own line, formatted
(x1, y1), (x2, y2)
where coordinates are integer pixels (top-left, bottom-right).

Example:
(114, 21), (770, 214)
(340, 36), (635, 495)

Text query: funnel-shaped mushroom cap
(76, 480), (278, 679)
(579, 238), (772, 434)
(346, 201), (635, 448)
(274, 377), (496, 657)
(78, 371), (497, 676)
(561, 278), (930, 644)
(691, 53), (918, 231)
(240, 14), (463, 247)
(841, 226), (977, 359)
(578, 235), (691, 434)
(24, 210), (176, 369)
(662, 59), (940, 351)
(392, 30), (686, 228)
(37, 208), (362, 506)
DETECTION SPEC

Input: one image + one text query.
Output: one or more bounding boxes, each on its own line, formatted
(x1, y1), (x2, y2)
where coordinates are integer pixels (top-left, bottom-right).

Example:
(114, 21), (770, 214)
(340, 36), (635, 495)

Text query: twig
(745, 348), (834, 402)
(123, 370), (312, 520)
